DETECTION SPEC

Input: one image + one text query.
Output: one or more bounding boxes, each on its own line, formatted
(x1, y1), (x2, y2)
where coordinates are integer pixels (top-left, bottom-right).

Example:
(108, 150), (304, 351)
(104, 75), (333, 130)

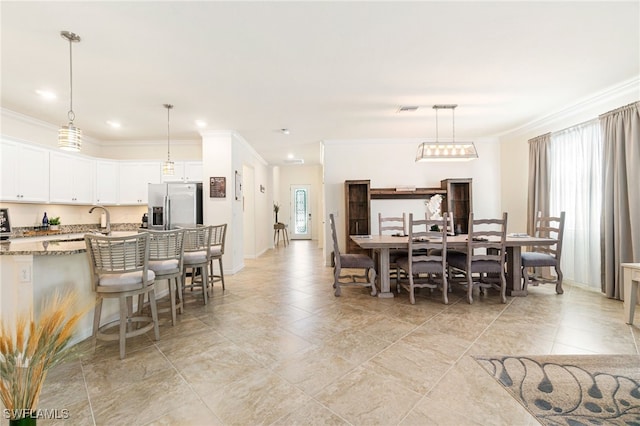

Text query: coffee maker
(141, 213), (148, 229)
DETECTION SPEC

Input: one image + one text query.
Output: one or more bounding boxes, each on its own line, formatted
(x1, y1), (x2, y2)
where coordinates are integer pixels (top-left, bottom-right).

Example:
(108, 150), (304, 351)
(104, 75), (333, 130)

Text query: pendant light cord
(165, 104), (173, 162)
(68, 37), (75, 123)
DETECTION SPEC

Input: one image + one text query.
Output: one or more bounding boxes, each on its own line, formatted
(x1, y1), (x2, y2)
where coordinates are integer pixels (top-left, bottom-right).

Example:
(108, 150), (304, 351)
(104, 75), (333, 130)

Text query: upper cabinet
(161, 161), (203, 183)
(1, 140), (202, 205)
(119, 162), (162, 205)
(49, 152), (95, 204)
(95, 160), (119, 205)
(0, 140), (49, 202)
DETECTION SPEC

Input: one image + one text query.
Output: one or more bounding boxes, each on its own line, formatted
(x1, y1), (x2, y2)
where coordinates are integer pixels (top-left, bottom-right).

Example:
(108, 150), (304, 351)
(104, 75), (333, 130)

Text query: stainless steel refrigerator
(148, 182), (203, 230)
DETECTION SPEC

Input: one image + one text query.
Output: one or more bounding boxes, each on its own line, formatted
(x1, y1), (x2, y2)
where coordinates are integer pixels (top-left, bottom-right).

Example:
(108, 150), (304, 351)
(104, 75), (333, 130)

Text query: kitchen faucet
(89, 205), (111, 235)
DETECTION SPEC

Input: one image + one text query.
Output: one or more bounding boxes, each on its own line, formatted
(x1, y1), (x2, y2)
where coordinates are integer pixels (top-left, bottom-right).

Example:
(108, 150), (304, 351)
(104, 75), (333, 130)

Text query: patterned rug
(474, 355), (640, 426)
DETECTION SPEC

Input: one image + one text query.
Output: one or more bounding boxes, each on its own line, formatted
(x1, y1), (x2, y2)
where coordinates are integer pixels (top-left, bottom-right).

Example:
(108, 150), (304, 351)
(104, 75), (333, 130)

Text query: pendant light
(162, 104), (175, 175)
(58, 31), (82, 152)
(415, 104), (478, 162)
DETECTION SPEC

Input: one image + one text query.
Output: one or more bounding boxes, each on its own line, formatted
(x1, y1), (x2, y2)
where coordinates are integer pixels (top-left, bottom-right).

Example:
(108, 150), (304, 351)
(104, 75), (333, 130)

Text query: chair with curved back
(396, 213), (449, 304)
(85, 232), (159, 359)
(522, 211), (566, 294)
(378, 213), (407, 286)
(329, 213), (377, 297)
(191, 223), (227, 293)
(447, 212), (508, 304)
(146, 229), (185, 326)
(181, 226), (213, 305)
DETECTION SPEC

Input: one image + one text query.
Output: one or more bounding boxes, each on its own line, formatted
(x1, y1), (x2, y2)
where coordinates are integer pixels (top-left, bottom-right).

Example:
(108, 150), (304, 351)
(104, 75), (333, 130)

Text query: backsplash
(11, 223), (142, 238)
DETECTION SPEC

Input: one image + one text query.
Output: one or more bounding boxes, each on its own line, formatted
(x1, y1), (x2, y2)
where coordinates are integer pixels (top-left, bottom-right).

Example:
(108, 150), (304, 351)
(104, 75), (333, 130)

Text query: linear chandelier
(162, 104), (175, 175)
(58, 31), (82, 152)
(416, 104), (478, 162)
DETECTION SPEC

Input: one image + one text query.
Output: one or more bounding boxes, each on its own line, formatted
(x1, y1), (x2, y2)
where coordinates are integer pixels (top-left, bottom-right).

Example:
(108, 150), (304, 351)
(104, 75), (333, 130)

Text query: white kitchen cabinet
(119, 162), (161, 204)
(49, 152), (95, 204)
(161, 161), (203, 183)
(0, 140), (49, 202)
(95, 161), (119, 204)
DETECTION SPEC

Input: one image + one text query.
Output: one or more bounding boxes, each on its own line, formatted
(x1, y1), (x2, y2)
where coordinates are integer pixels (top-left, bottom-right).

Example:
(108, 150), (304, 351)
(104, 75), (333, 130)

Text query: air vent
(398, 106), (419, 112)
(285, 159), (304, 165)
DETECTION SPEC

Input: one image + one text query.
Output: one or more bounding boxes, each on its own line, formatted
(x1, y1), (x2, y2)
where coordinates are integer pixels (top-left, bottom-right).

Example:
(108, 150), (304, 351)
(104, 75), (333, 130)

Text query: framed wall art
(209, 177), (226, 198)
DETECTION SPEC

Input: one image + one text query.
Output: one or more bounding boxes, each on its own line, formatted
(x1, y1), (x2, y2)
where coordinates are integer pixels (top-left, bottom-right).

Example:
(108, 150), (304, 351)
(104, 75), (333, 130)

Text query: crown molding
(1, 108), (101, 148)
(498, 77), (640, 138)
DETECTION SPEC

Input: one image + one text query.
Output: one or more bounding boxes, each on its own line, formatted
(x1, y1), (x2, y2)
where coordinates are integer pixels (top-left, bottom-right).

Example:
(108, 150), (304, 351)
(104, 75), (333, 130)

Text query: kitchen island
(0, 232), (153, 344)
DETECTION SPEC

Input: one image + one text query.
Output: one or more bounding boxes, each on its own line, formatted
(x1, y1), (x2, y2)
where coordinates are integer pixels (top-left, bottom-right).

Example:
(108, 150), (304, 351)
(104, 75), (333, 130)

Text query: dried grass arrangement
(0, 291), (87, 422)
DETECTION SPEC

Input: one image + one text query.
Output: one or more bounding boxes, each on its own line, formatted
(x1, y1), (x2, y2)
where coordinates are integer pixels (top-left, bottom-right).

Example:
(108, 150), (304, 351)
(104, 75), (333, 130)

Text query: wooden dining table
(350, 234), (557, 298)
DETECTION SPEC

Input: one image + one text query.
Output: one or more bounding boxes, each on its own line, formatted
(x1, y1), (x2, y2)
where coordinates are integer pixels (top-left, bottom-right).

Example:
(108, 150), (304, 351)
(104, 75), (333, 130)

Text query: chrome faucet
(89, 205), (111, 235)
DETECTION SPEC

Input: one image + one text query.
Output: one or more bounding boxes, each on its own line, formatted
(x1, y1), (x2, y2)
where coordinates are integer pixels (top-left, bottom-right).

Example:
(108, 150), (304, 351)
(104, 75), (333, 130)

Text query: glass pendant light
(162, 104), (175, 175)
(58, 31), (82, 152)
(415, 104), (478, 162)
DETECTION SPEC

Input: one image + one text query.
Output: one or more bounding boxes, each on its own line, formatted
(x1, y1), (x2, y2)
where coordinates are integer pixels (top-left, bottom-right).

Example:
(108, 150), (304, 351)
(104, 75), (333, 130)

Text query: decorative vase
(49, 225), (59, 231)
(275, 212), (278, 224)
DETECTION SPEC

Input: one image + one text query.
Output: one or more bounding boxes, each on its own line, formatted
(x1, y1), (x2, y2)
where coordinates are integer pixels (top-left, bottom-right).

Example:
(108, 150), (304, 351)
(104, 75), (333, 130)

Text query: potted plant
(273, 203), (280, 224)
(0, 291), (88, 425)
(48, 217), (60, 231)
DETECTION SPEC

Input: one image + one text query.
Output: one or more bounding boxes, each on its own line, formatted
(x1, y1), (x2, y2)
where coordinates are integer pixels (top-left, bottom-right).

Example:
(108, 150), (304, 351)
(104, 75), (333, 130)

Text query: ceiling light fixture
(281, 128), (290, 135)
(36, 89), (56, 100)
(162, 104), (175, 175)
(415, 104), (478, 162)
(58, 31), (82, 152)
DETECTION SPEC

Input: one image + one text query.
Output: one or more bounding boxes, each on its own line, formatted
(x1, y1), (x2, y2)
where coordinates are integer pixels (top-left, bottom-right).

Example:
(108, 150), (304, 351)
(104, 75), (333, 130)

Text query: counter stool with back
(85, 232), (160, 359)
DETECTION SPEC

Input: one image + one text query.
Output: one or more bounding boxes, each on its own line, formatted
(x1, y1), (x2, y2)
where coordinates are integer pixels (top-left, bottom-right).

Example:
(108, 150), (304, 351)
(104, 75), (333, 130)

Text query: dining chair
(378, 212), (407, 286)
(521, 211), (566, 294)
(85, 232), (159, 359)
(447, 212), (508, 304)
(396, 213), (449, 304)
(329, 213), (377, 297)
(145, 229), (185, 326)
(181, 226), (213, 305)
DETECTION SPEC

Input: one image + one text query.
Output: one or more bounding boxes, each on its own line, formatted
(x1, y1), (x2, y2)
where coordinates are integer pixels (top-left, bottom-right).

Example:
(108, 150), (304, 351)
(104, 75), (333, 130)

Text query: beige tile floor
(39, 240), (640, 425)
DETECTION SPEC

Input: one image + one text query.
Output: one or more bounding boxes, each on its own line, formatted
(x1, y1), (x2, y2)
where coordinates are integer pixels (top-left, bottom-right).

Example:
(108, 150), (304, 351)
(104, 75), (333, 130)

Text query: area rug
(474, 354), (640, 426)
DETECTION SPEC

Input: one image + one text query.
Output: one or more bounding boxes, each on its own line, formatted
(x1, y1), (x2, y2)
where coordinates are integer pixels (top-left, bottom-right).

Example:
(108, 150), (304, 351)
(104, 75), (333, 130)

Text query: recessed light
(287, 153), (294, 159)
(195, 120), (207, 128)
(281, 128), (290, 135)
(106, 120), (121, 128)
(36, 90), (56, 100)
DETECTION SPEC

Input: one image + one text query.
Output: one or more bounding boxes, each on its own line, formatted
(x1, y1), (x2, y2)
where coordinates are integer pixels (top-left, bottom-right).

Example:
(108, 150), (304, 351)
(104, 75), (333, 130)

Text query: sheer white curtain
(549, 119), (602, 287)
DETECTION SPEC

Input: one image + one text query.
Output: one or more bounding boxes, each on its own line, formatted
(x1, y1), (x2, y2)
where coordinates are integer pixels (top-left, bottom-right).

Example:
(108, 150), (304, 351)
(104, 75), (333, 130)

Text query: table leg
(505, 246), (527, 296)
(377, 248), (394, 298)
(623, 267), (638, 324)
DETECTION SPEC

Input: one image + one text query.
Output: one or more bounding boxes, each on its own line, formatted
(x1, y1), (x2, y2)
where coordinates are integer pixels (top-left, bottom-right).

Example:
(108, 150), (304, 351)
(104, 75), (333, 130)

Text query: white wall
(323, 138), (501, 264)
(201, 130), (271, 273)
(499, 79), (640, 232)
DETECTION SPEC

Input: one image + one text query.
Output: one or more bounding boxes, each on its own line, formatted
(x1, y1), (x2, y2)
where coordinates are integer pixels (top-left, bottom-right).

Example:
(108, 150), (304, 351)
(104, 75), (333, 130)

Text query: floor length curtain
(527, 133), (551, 235)
(600, 101), (640, 300)
(549, 120), (603, 288)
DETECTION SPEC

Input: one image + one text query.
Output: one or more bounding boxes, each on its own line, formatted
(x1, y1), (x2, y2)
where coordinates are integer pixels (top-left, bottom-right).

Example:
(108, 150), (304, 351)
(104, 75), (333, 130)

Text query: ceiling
(1, 1), (638, 165)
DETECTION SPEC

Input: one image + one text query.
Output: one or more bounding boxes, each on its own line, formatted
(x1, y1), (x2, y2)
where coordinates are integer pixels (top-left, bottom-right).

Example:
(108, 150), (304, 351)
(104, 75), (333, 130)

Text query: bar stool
(146, 229), (185, 325)
(85, 232), (159, 359)
(181, 226), (213, 305)
(273, 222), (289, 246)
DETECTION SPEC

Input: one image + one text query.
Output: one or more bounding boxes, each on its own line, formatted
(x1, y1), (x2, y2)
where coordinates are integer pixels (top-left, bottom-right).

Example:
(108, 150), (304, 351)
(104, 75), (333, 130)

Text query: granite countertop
(0, 231), (140, 256)
(0, 238), (88, 256)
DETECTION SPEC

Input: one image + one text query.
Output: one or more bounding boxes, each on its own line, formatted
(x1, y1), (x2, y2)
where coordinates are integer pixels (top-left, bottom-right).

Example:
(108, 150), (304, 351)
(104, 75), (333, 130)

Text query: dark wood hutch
(344, 178), (473, 253)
